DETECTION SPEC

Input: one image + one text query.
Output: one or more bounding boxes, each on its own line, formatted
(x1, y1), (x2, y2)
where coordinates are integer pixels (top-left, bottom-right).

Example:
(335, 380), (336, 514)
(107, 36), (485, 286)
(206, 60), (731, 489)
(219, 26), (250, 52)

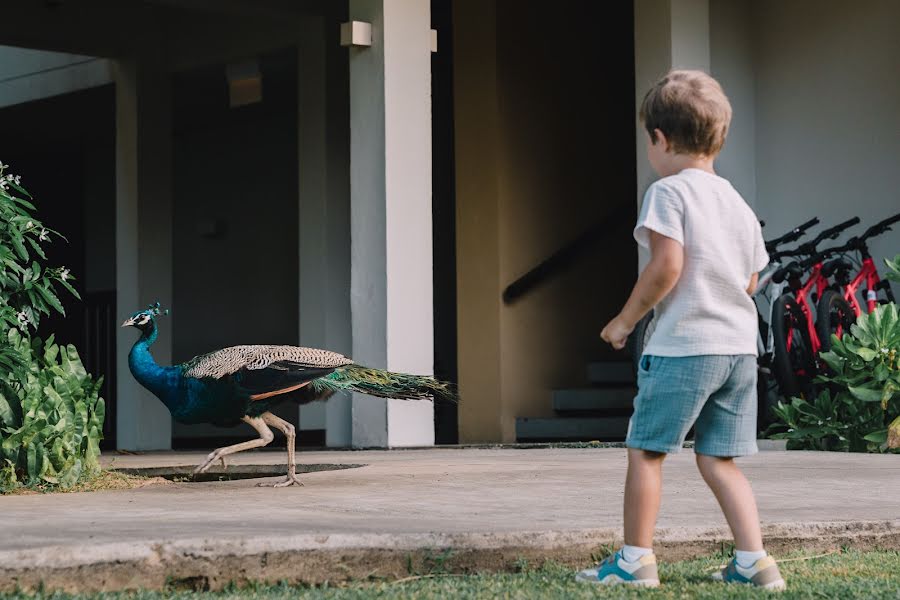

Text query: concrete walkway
(1, 448), (898, 592)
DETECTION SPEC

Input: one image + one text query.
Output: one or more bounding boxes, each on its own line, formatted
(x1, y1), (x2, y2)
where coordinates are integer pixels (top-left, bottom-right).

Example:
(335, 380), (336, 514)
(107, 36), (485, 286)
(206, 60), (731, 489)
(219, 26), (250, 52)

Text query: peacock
(123, 303), (456, 487)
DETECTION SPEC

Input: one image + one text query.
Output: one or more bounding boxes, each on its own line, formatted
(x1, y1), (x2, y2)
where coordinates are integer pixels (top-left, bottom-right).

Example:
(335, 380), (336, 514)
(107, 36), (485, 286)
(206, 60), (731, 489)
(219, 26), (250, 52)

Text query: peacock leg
(259, 411), (303, 487)
(193, 416), (275, 475)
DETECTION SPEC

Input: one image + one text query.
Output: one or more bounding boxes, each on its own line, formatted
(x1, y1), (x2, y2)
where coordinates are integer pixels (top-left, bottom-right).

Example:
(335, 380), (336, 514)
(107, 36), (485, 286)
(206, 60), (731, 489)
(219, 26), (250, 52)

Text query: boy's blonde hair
(639, 70), (732, 156)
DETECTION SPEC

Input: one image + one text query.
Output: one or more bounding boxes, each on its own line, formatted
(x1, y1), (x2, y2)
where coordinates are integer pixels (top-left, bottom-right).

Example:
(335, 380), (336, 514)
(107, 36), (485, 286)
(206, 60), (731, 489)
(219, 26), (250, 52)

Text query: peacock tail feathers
(309, 365), (458, 404)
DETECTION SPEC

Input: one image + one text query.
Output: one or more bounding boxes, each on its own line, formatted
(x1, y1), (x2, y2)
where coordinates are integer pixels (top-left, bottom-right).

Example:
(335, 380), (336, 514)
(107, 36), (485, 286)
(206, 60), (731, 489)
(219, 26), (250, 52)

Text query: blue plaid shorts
(626, 355), (758, 457)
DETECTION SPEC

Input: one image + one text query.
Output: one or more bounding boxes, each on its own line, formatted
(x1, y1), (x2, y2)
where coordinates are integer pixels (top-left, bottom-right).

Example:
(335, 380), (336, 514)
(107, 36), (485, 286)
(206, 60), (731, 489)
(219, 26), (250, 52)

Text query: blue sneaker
(712, 556), (786, 590)
(575, 550), (660, 587)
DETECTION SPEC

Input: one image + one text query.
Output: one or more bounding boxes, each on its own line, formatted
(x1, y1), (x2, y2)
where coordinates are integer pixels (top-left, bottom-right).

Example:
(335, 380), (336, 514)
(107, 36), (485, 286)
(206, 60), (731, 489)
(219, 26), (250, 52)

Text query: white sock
(621, 545), (653, 563)
(735, 549), (767, 568)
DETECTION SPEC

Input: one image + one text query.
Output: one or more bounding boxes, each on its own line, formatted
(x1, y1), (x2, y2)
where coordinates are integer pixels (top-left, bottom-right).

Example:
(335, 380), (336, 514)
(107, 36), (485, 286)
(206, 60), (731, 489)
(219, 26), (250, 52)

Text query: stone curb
(1, 520), (897, 593)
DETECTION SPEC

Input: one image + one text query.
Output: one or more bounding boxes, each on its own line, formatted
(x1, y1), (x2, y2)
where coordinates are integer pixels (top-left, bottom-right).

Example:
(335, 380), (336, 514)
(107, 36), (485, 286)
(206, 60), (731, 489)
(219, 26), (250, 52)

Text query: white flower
(839, 436), (846, 441)
(25, 221), (33, 230)
(60, 268), (70, 281)
(12, 175), (20, 185)
(0, 161), (8, 170)
(788, 428), (795, 432)
(39, 228), (49, 242)
(16, 310), (28, 326)
(817, 420), (823, 425)
(881, 348), (890, 354)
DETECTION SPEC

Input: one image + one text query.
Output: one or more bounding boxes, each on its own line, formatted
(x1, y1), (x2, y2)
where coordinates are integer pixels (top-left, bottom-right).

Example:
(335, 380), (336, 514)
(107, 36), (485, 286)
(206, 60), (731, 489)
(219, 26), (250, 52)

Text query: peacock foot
(257, 472), (304, 488)
(194, 450), (223, 475)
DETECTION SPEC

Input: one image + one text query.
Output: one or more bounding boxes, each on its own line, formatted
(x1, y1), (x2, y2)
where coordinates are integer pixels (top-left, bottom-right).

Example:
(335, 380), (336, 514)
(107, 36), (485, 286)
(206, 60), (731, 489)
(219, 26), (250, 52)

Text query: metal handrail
(502, 204), (633, 304)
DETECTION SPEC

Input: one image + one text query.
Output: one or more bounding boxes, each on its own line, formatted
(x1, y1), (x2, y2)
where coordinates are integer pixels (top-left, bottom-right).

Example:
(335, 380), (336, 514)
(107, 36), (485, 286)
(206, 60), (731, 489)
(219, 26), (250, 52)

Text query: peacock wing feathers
(180, 345), (354, 399)
(181, 345), (354, 378)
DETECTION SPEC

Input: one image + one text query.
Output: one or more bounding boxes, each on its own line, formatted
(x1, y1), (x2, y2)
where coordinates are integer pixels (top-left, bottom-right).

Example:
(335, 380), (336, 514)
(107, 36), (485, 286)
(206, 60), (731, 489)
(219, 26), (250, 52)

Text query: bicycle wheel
(771, 295), (816, 398)
(816, 290), (855, 353)
(629, 310), (655, 377)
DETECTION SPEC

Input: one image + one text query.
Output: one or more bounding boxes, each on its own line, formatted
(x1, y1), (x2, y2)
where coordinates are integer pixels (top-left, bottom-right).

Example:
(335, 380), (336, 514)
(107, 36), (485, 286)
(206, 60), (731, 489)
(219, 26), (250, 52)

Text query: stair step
(552, 387), (635, 412)
(516, 416), (631, 442)
(586, 361), (634, 385)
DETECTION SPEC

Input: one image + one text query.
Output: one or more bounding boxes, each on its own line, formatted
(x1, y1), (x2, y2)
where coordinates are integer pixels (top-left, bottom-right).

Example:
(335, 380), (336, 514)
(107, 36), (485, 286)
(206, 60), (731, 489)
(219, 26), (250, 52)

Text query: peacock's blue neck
(128, 321), (181, 411)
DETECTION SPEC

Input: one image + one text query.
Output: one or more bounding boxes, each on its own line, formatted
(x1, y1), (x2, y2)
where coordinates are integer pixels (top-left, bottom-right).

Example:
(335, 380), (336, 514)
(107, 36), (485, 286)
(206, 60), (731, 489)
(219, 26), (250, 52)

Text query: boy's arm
(747, 272), (759, 295)
(601, 231), (684, 350)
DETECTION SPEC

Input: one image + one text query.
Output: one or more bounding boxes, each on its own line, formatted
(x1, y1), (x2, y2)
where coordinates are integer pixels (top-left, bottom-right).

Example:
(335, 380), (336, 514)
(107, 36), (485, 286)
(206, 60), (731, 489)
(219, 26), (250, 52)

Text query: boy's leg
(693, 356), (785, 590)
(624, 448), (666, 548)
(695, 453), (762, 551)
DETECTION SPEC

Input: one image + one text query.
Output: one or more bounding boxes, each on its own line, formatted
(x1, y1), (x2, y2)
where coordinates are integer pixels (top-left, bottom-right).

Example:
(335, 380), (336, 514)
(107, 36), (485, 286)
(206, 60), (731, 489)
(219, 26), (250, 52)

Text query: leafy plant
(767, 303), (900, 452)
(886, 254), (900, 284)
(0, 161), (79, 328)
(0, 330), (104, 489)
(0, 161), (104, 491)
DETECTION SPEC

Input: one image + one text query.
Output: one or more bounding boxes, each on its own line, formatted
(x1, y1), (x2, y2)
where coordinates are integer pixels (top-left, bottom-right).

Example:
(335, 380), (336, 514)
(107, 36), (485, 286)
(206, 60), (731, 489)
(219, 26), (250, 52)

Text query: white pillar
(114, 60), (173, 450)
(297, 16), (353, 447)
(348, 0), (435, 448)
(634, 0), (710, 265)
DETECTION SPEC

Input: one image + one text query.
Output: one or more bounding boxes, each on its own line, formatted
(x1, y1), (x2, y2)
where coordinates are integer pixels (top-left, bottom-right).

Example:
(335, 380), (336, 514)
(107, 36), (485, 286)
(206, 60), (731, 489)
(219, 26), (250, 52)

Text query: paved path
(1, 448), (898, 592)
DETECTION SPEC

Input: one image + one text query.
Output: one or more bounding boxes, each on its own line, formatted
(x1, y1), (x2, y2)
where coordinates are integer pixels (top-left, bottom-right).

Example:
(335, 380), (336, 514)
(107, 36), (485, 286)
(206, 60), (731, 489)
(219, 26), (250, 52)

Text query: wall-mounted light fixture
(226, 59), (262, 108)
(340, 21), (373, 47)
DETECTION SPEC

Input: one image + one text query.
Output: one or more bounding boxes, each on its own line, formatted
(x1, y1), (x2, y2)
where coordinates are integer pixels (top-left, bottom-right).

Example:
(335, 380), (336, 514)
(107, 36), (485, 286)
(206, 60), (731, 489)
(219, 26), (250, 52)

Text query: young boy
(575, 70), (785, 590)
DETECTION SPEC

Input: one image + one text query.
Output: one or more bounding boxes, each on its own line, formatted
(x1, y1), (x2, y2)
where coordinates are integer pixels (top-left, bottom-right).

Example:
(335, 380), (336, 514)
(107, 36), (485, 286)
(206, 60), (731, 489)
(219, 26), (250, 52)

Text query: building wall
(708, 0), (756, 207)
(751, 0), (900, 261)
(710, 0), (899, 262)
(455, 0), (637, 442)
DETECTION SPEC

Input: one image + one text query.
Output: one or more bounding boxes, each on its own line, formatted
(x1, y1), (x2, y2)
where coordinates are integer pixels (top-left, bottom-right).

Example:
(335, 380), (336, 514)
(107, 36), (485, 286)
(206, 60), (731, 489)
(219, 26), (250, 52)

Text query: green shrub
(886, 254), (900, 284)
(0, 161), (104, 491)
(767, 303), (899, 452)
(0, 330), (104, 489)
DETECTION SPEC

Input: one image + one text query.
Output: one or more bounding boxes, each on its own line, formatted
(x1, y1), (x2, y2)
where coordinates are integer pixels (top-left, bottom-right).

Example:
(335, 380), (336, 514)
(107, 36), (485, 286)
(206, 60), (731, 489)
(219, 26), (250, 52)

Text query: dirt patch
(1, 470), (171, 496)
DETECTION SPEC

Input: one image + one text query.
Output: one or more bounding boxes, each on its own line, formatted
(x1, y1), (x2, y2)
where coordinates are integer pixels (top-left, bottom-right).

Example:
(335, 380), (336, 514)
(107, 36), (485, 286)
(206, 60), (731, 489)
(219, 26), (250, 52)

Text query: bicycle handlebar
(815, 216), (861, 243)
(860, 211), (900, 240)
(771, 212), (898, 283)
(764, 217), (820, 253)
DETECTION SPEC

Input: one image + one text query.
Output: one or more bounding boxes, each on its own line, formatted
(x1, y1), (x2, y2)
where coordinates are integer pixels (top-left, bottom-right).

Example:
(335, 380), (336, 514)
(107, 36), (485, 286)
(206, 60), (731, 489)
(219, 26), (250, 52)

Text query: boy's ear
(653, 128), (670, 152)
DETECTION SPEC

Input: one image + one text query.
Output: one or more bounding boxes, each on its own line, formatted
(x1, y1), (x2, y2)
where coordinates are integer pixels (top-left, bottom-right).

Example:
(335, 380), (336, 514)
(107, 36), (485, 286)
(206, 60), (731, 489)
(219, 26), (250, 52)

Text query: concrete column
(348, 0), (434, 448)
(297, 16), (353, 447)
(634, 0), (710, 265)
(114, 60), (173, 450)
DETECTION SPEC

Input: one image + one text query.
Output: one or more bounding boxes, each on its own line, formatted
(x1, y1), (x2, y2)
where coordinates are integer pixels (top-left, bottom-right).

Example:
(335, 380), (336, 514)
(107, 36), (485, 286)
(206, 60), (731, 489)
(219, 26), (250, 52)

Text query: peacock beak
(121, 317), (137, 327)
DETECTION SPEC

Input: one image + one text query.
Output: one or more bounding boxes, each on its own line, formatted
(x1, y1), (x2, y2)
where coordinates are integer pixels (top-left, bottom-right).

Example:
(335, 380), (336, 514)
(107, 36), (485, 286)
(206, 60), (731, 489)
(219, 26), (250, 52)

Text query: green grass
(3, 549), (898, 599)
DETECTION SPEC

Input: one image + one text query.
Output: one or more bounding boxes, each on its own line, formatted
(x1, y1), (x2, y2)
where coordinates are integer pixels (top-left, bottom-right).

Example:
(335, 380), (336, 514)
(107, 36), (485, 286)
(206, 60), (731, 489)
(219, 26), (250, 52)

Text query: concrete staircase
(516, 361), (635, 442)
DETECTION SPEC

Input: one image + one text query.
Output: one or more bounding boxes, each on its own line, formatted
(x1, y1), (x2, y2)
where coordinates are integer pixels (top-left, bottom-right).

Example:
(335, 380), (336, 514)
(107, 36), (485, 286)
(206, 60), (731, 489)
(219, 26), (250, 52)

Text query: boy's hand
(601, 315), (634, 350)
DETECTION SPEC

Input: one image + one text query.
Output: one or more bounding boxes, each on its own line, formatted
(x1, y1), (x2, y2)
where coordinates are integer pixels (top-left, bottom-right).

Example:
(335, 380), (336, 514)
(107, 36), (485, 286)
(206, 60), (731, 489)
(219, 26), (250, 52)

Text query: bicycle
(815, 212), (900, 352)
(753, 218), (820, 425)
(769, 218), (861, 398)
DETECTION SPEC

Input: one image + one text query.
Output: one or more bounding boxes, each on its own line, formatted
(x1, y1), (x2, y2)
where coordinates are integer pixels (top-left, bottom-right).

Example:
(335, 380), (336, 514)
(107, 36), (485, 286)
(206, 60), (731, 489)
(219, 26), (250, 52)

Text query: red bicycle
(816, 212), (900, 351)
(770, 218), (860, 398)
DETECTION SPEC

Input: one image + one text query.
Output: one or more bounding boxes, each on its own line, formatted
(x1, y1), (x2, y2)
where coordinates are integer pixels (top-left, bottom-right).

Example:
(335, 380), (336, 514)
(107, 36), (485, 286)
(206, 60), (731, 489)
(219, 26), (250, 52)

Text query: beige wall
(751, 0), (900, 261)
(710, 0), (899, 261)
(455, 0), (637, 442)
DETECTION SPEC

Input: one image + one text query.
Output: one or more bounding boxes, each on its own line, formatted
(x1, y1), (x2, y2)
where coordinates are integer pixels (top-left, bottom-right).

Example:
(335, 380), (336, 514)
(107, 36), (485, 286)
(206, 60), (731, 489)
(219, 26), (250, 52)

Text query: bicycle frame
(842, 256), (884, 316)
(754, 262), (787, 357)
(787, 262), (829, 357)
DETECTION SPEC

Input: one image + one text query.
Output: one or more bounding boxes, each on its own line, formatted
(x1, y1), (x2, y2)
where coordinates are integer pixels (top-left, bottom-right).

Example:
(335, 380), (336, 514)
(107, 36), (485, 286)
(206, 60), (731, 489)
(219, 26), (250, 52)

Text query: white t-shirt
(635, 168), (768, 357)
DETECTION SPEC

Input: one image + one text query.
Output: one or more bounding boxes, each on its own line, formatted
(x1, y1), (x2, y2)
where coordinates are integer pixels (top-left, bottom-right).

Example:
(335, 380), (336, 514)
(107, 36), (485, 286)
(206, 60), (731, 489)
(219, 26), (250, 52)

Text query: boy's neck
(658, 153), (717, 178)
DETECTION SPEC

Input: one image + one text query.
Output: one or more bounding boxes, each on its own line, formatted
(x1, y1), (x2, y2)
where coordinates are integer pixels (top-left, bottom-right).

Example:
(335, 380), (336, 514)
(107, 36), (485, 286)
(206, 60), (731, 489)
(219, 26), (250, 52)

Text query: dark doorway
(171, 48), (300, 447)
(0, 84), (118, 447)
(432, 0), (459, 444)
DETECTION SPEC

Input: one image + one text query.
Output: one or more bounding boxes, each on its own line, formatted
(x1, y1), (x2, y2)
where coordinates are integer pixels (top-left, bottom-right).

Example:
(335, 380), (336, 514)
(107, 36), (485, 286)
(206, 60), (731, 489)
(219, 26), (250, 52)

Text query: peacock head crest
(121, 301), (170, 331)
